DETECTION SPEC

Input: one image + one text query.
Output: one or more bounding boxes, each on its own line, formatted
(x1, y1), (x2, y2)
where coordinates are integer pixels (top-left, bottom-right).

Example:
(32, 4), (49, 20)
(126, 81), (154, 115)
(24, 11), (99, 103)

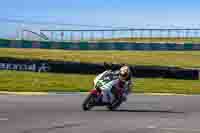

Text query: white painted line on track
(160, 128), (200, 132)
(0, 91), (200, 96)
(0, 118), (8, 121)
(147, 125), (157, 129)
(147, 126), (200, 132)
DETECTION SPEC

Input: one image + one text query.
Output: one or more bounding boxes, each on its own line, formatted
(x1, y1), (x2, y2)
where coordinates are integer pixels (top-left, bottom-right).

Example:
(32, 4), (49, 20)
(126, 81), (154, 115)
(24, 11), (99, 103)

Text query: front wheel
(82, 94), (97, 111)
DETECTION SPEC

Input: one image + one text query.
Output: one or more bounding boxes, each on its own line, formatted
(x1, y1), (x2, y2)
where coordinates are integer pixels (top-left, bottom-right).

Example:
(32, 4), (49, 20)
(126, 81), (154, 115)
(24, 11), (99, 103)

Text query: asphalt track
(0, 94), (200, 133)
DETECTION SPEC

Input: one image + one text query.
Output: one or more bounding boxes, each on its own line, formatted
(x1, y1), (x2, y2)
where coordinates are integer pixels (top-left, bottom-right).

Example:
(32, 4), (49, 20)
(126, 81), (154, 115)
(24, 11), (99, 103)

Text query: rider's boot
(100, 93), (110, 105)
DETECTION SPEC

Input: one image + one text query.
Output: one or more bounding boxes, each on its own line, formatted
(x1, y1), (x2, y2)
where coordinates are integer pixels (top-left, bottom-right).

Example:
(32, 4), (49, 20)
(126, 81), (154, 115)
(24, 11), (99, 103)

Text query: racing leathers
(94, 70), (133, 104)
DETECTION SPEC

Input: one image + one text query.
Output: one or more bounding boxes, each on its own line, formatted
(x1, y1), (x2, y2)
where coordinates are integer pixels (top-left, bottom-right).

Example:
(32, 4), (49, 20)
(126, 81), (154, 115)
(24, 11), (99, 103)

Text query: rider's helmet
(119, 65), (131, 82)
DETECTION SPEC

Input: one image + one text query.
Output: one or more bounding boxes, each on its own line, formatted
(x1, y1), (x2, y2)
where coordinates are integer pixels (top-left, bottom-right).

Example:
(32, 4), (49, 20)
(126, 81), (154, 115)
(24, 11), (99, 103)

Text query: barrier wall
(1, 39), (200, 50)
(0, 57), (198, 80)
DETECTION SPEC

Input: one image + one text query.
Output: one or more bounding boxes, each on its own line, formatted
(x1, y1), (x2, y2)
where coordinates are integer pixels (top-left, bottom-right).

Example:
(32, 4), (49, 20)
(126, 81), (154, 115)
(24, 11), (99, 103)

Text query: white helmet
(119, 65), (130, 81)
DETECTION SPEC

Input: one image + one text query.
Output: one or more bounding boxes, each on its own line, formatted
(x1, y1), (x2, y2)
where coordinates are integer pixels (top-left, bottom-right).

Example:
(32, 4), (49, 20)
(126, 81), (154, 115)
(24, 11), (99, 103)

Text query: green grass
(0, 70), (94, 92)
(1, 48), (200, 68)
(0, 70), (200, 94)
(0, 48), (200, 94)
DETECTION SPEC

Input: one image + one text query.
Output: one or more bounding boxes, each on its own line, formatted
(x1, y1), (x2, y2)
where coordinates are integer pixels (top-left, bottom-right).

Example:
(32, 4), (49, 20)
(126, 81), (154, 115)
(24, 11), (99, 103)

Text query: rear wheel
(107, 99), (122, 111)
(82, 94), (97, 111)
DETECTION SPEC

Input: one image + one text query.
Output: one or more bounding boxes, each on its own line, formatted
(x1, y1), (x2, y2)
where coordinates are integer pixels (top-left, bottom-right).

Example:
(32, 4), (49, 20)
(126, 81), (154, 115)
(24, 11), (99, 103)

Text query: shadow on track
(114, 109), (184, 113)
(92, 109), (184, 114)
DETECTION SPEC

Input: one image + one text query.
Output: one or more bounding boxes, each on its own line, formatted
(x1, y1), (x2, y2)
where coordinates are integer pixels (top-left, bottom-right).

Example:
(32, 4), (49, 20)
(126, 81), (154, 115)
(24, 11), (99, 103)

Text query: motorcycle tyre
(82, 94), (96, 111)
(107, 99), (122, 111)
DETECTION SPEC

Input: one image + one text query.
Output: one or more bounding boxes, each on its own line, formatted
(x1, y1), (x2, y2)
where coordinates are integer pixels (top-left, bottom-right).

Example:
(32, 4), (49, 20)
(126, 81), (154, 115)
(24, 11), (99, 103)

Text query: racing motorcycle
(82, 71), (127, 111)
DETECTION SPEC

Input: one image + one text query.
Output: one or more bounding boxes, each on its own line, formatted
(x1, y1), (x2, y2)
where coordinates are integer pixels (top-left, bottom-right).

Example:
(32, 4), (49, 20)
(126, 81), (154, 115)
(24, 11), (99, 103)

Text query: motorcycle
(82, 71), (127, 111)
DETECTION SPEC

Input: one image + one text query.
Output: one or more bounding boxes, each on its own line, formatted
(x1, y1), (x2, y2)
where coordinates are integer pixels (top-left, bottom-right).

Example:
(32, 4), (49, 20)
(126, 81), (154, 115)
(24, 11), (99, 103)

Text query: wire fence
(1, 20), (200, 43)
(39, 29), (200, 43)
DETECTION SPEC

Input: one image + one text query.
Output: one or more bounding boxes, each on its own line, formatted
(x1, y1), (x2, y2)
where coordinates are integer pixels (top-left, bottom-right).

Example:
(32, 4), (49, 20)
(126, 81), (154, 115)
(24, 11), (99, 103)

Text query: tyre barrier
(0, 57), (198, 80)
(103, 63), (199, 80)
(133, 66), (199, 80)
(1, 39), (200, 50)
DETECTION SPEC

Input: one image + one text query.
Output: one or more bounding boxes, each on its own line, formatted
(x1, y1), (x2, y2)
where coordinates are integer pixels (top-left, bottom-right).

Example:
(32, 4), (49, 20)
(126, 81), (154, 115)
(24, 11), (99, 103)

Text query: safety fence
(1, 19), (200, 43)
(0, 57), (198, 80)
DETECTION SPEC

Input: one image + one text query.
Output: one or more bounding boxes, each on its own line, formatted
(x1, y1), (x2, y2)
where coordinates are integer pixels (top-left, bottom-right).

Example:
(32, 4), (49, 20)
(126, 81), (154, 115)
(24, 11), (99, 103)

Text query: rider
(117, 65), (133, 101)
(96, 65), (133, 104)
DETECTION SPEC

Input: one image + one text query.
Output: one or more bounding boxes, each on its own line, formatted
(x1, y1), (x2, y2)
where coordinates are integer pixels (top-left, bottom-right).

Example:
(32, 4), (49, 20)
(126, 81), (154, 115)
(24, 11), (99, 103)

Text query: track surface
(0, 94), (200, 133)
